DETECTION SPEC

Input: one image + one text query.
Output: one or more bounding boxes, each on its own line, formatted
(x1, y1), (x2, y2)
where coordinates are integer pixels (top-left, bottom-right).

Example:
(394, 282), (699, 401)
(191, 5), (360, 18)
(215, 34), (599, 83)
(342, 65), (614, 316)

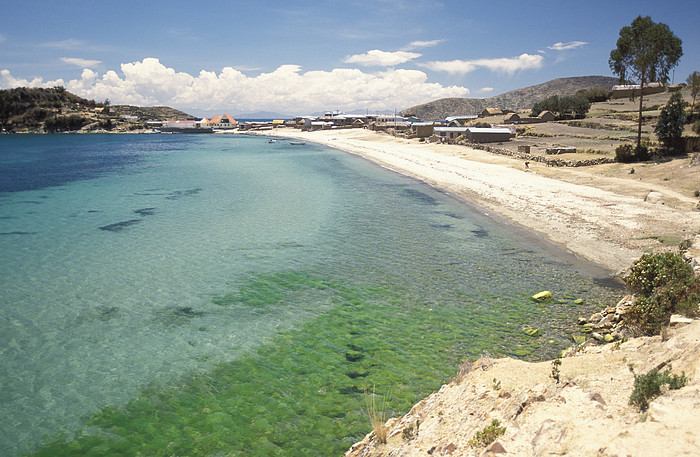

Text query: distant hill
(402, 76), (619, 120)
(111, 105), (193, 121)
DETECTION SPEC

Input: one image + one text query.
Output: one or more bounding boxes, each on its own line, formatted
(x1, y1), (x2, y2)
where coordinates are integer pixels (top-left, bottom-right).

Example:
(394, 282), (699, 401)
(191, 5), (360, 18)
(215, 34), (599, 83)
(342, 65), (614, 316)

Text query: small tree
(687, 71), (699, 121)
(654, 92), (686, 154)
(609, 16), (683, 149)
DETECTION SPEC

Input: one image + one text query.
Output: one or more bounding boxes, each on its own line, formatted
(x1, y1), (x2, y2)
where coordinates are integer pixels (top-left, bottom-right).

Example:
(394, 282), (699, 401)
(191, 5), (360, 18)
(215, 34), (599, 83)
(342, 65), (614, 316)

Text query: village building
(446, 115), (478, 125)
(466, 127), (514, 143)
(537, 110), (556, 122)
(480, 108), (503, 117)
(611, 82), (665, 99)
(503, 113), (520, 123)
(207, 113), (238, 130)
(410, 122), (436, 138)
(160, 119), (213, 133)
(434, 126), (468, 139)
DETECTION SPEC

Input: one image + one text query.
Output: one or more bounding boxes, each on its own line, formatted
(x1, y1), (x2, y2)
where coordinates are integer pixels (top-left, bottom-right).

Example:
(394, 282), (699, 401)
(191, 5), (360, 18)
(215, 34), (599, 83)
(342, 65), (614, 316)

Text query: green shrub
(654, 92), (686, 155)
(624, 253), (700, 335)
(693, 120), (700, 135)
(575, 87), (611, 103)
(468, 419), (506, 447)
(625, 253), (693, 296)
(629, 366), (687, 411)
(615, 143), (650, 163)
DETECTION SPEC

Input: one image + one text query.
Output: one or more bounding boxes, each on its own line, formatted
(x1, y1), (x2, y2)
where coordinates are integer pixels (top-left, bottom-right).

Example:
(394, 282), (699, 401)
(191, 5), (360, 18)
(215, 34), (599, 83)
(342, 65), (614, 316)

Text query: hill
(0, 87), (194, 132)
(402, 76), (618, 120)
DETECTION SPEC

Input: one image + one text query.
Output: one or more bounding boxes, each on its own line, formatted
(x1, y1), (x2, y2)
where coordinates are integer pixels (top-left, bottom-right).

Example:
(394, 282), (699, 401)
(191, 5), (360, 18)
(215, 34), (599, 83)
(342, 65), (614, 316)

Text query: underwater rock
(347, 371), (370, 379)
(524, 328), (541, 337)
(532, 291), (552, 302)
(174, 306), (205, 318)
(166, 188), (203, 200)
(400, 188), (439, 205)
(134, 207), (157, 216)
(99, 219), (142, 232)
(345, 351), (364, 362)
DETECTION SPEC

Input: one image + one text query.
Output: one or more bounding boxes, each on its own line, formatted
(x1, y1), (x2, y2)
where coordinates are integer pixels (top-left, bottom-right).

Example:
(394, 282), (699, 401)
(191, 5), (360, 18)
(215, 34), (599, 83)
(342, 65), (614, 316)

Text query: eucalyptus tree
(687, 71), (699, 121)
(609, 16), (683, 149)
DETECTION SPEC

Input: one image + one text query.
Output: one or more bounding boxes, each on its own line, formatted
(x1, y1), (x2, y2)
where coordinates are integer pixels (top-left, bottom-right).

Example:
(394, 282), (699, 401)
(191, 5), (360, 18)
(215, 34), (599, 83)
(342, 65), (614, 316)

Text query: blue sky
(1, 0), (698, 116)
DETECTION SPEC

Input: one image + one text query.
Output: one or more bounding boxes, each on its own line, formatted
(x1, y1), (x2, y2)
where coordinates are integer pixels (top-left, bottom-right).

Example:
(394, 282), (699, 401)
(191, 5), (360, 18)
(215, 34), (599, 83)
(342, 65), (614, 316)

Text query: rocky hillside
(110, 105), (192, 122)
(0, 87), (192, 132)
(403, 76), (618, 120)
(345, 318), (700, 457)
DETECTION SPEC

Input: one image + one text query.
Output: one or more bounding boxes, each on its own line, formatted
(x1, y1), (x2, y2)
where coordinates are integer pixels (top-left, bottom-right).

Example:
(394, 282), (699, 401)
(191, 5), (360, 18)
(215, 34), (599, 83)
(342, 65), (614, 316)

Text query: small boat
(268, 139), (277, 143)
(289, 141), (306, 145)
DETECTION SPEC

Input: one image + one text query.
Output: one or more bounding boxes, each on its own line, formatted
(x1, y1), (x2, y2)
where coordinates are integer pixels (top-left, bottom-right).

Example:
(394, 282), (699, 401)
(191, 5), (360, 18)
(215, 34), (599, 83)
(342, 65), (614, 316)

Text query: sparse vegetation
(629, 365), (687, 411)
(492, 378), (502, 390)
(468, 419), (506, 447)
(551, 358), (562, 383)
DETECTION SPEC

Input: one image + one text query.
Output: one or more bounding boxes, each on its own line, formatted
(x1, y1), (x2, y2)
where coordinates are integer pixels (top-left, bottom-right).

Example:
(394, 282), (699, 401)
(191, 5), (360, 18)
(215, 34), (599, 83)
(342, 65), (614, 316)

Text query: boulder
(644, 191), (665, 205)
(670, 314), (693, 326)
(532, 291), (552, 302)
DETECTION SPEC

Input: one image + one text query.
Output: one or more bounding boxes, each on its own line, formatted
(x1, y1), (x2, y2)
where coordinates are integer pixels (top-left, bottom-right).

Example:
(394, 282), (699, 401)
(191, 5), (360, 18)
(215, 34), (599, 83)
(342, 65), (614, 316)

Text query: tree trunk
(637, 77), (645, 149)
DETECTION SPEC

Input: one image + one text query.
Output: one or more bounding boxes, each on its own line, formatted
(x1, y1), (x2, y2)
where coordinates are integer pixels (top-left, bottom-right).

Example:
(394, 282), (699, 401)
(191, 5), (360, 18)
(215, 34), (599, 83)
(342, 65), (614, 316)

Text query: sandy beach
(260, 128), (699, 274)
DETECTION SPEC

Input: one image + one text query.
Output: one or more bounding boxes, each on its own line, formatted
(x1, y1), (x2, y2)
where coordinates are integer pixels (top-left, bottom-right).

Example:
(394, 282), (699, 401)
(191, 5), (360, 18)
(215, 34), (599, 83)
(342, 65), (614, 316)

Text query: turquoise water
(0, 134), (622, 456)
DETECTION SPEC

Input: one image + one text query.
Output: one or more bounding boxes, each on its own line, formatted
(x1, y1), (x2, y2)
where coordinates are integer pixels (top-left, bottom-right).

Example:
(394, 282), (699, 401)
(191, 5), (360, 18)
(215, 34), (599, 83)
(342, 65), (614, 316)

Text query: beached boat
(289, 141), (306, 145)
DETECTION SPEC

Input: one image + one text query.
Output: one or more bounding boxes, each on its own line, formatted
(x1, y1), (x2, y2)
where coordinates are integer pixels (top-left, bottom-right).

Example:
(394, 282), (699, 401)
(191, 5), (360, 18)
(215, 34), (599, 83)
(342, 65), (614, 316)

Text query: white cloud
(344, 49), (421, 67)
(547, 41), (588, 51)
(0, 58), (470, 113)
(42, 39), (86, 49)
(402, 39), (444, 51)
(0, 34), (6, 43)
(479, 87), (494, 93)
(61, 57), (102, 68)
(420, 53), (544, 75)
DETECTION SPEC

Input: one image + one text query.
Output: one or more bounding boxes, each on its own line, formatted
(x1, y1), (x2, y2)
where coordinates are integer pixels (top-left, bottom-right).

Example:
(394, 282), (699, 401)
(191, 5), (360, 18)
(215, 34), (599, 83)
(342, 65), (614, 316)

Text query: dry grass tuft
(365, 386), (390, 444)
(453, 359), (474, 384)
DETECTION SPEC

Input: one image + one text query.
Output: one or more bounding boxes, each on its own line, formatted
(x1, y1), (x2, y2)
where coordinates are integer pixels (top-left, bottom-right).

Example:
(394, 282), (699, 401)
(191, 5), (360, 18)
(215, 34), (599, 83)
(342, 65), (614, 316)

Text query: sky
(1, 0), (698, 117)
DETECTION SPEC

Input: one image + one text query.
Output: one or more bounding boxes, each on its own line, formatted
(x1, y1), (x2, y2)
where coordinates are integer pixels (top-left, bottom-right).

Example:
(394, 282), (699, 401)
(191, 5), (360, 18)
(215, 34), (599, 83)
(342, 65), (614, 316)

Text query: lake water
(0, 133), (622, 457)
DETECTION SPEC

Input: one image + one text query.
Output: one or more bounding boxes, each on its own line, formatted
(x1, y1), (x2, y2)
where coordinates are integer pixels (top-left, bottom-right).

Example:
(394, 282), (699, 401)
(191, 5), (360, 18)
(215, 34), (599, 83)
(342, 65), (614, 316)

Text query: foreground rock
(345, 320), (700, 457)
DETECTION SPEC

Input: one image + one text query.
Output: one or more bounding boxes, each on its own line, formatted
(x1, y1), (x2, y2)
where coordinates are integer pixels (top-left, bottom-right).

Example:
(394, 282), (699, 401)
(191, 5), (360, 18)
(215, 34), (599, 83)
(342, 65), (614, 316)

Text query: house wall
(467, 132), (513, 143)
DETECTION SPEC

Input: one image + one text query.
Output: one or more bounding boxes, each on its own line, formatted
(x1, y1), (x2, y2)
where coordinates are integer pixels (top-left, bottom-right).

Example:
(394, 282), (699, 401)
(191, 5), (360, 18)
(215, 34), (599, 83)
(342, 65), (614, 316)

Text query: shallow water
(0, 134), (622, 456)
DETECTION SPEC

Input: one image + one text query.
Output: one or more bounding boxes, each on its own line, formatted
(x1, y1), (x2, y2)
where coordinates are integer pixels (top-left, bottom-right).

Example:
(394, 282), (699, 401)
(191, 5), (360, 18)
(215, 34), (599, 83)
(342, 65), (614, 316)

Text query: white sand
(260, 128), (699, 274)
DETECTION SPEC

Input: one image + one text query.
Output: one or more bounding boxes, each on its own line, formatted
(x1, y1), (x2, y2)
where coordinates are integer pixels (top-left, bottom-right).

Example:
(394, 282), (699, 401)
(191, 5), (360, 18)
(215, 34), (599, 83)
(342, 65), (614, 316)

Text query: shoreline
(251, 128), (700, 275)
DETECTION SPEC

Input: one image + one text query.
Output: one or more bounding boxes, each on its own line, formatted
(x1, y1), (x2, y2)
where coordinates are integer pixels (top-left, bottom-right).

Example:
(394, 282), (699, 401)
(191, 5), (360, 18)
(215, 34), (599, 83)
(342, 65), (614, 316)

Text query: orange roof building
(208, 114), (238, 129)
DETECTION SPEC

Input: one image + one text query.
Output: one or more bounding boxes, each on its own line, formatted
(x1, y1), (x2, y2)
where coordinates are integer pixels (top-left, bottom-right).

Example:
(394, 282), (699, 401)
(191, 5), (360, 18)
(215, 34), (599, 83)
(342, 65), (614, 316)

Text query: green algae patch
(29, 271), (599, 457)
